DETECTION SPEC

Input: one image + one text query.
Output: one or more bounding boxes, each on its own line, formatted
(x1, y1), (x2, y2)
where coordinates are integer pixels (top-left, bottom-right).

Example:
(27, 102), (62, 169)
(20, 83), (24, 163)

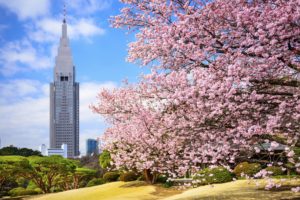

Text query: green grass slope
(28, 179), (300, 200)
(163, 179), (300, 200)
(29, 181), (178, 200)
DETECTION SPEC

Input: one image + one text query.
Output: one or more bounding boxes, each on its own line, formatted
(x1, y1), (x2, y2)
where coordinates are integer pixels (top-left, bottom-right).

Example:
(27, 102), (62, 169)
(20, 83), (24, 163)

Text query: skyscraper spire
(54, 2), (72, 75)
(63, 2), (66, 24)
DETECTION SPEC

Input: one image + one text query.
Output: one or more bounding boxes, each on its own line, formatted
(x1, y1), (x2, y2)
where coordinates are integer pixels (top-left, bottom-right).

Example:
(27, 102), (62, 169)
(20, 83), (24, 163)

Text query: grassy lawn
(26, 181), (179, 200)
(25, 179), (300, 200)
(164, 179), (300, 200)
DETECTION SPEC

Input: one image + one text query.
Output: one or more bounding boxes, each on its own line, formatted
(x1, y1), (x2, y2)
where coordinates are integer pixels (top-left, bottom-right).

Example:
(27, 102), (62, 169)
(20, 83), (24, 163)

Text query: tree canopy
(92, 0), (300, 183)
(99, 150), (111, 169)
(0, 155), (81, 193)
(0, 156), (29, 191)
(0, 146), (42, 157)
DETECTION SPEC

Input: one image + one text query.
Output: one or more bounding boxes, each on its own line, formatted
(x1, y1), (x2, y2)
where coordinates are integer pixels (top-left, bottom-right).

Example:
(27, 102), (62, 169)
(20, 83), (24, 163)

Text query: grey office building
(50, 18), (79, 157)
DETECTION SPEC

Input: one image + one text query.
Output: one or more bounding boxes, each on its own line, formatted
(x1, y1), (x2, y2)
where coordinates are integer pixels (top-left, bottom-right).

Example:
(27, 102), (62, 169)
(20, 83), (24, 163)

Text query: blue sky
(0, 0), (148, 155)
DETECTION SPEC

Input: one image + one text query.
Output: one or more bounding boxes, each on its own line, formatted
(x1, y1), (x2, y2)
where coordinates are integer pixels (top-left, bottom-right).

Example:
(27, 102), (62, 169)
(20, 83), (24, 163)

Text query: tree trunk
(34, 179), (47, 193)
(0, 178), (5, 188)
(143, 169), (158, 184)
(73, 176), (79, 189)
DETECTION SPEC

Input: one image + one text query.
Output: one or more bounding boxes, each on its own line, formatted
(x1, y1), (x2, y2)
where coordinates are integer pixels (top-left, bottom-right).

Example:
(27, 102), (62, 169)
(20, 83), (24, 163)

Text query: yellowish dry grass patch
(26, 179), (300, 200)
(28, 181), (179, 200)
(163, 179), (300, 200)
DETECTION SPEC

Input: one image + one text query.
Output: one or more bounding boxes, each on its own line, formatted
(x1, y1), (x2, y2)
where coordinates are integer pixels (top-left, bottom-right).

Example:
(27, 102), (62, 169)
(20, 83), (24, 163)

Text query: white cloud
(28, 17), (105, 43)
(0, 39), (52, 76)
(0, 0), (50, 20)
(68, 0), (112, 15)
(0, 0), (106, 76)
(74, 18), (105, 39)
(5, 0), (112, 22)
(0, 16), (105, 76)
(0, 79), (116, 155)
(79, 81), (117, 155)
(0, 79), (42, 104)
(0, 80), (49, 149)
(80, 81), (116, 123)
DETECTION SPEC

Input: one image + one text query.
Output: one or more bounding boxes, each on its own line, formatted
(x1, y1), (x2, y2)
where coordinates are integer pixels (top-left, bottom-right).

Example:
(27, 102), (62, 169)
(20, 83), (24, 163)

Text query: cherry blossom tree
(92, 0), (300, 183)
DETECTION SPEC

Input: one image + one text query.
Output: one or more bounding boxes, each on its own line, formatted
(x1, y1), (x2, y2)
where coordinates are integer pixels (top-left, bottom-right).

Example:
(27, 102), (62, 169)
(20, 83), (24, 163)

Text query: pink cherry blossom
(292, 187), (300, 193)
(92, 0), (300, 183)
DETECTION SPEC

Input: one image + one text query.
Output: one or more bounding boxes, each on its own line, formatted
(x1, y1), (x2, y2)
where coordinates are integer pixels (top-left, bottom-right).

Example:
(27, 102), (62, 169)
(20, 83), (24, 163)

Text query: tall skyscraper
(50, 15), (79, 158)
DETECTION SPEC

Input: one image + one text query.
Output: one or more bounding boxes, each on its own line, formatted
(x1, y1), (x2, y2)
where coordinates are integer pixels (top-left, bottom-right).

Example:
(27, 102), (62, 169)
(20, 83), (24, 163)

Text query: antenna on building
(63, 2), (67, 23)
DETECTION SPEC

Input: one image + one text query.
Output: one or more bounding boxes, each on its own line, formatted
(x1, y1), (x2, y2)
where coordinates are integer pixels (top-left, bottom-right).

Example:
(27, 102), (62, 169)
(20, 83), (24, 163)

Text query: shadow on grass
(0, 197), (26, 200)
(176, 187), (300, 200)
(120, 181), (149, 188)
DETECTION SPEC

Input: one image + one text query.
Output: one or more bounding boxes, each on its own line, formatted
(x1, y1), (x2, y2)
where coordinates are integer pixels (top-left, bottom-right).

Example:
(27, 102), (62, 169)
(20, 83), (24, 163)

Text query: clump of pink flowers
(292, 187), (300, 193)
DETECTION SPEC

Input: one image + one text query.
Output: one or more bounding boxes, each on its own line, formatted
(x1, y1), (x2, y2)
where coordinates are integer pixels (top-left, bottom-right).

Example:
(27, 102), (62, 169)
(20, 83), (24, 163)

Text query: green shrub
(86, 178), (106, 187)
(26, 180), (38, 190)
(99, 150), (111, 169)
(293, 147), (300, 157)
(163, 181), (173, 188)
(103, 171), (120, 182)
(79, 180), (89, 188)
(137, 174), (146, 181)
(51, 187), (63, 193)
(120, 171), (139, 182)
(33, 188), (42, 194)
(193, 167), (233, 185)
(16, 177), (28, 188)
(265, 166), (285, 176)
(8, 187), (39, 197)
(0, 179), (18, 197)
(233, 162), (261, 177)
(156, 175), (168, 183)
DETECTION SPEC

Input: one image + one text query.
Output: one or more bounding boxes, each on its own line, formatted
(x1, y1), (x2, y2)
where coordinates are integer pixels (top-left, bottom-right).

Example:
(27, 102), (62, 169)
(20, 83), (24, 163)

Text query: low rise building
(39, 143), (68, 158)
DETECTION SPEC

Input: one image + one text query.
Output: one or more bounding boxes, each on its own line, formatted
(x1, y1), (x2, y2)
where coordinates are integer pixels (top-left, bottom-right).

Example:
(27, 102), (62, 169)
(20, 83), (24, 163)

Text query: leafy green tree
(22, 156), (76, 193)
(0, 147), (18, 156)
(73, 168), (97, 189)
(0, 146), (41, 157)
(57, 167), (97, 190)
(99, 150), (111, 169)
(0, 155), (97, 194)
(0, 156), (29, 187)
(80, 154), (103, 170)
(86, 178), (105, 187)
(18, 148), (42, 157)
(0, 156), (29, 197)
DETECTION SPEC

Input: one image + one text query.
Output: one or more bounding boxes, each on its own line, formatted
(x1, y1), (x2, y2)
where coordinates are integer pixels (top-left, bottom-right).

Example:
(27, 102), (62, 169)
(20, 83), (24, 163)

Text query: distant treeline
(0, 146), (42, 157)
